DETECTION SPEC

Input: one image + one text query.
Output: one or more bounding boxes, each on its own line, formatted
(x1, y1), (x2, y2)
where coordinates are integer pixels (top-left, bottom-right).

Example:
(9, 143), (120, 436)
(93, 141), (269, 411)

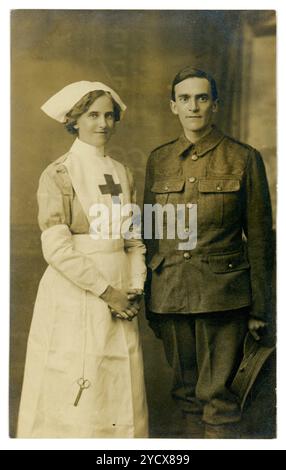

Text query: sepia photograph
(8, 6), (278, 445)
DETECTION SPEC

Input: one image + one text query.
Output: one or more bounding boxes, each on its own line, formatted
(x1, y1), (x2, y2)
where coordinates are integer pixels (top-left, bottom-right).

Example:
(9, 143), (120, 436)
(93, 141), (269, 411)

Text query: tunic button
(183, 252), (191, 260)
(164, 185), (169, 191)
(191, 154), (198, 161)
(228, 263), (233, 268)
(216, 185), (222, 191)
(189, 176), (196, 183)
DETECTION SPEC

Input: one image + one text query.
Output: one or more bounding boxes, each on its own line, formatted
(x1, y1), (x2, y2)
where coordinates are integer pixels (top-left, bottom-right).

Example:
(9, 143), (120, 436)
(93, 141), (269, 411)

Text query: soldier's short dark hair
(64, 90), (121, 135)
(171, 67), (218, 101)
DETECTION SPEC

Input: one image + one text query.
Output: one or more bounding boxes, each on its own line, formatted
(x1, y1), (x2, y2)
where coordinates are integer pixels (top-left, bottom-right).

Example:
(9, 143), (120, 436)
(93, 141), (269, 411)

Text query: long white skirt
(17, 236), (149, 438)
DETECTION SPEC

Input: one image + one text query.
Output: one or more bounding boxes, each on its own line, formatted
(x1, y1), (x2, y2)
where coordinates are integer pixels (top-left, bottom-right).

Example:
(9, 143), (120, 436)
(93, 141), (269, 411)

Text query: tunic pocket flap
(199, 179), (240, 193)
(208, 251), (250, 273)
(151, 179), (185, 193)
(148, 253), (165, 271)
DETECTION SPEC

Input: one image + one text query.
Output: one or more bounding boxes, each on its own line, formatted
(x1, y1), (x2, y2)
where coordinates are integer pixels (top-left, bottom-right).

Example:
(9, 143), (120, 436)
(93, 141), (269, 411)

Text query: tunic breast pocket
(198, 178), (241, 229)
(151, 178), (185, 205)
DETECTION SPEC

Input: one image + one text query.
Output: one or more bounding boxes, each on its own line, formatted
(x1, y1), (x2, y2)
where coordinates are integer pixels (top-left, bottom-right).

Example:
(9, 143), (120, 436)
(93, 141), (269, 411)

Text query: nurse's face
(75, 94), (116, 147)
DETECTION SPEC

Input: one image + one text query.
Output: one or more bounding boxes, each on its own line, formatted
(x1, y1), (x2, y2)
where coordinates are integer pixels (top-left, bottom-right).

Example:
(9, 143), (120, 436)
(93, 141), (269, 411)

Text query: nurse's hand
(127, 288), (144, 301)
(100, 285), (138, 320)
(127, 288), (144, 312)
(111, 307), (139, 321)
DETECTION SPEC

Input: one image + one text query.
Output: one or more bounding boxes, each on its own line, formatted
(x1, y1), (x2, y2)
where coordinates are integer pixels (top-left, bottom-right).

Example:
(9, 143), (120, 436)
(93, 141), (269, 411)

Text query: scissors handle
(77, 377), (91, 389)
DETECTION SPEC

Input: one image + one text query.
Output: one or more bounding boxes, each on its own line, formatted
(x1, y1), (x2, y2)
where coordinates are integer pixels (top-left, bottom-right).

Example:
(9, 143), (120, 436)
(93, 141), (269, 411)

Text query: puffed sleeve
(38, 167), (72, 230)
(124, 166), (147, 290)
(242, 150), (273, 322)
(37, 167), (109, 296)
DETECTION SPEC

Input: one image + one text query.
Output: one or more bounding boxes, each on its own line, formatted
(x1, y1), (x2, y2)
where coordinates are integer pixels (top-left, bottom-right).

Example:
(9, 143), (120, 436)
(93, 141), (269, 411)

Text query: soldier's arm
(143, 152), (157, 264)
(242, 149), (273, 324)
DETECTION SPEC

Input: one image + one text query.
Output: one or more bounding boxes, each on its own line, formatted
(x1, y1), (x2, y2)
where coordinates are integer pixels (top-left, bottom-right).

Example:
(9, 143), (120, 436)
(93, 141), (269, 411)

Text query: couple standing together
(17, 66), (273, 439)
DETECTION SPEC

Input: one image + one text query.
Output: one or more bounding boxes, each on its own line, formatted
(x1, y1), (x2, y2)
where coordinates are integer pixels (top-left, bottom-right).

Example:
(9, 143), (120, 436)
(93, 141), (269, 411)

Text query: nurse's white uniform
(17, 138), (148, 438)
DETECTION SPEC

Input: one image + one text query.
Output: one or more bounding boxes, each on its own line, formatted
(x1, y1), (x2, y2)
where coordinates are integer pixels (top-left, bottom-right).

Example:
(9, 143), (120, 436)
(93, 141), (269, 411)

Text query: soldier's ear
(170, 100), (179, 115)
(212, 100), (219, 113)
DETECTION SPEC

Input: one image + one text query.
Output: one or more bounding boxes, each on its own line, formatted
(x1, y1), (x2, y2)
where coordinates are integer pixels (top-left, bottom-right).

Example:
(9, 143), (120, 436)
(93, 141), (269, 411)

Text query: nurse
(17, 81), (148, 438)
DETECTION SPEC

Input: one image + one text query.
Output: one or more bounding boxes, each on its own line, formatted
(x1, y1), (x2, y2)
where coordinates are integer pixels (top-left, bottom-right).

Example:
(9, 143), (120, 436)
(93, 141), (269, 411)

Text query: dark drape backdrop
(10, 10), (276, 437)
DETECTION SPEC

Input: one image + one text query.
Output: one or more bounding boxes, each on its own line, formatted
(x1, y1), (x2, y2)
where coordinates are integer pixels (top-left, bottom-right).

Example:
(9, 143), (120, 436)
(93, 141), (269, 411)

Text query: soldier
(143, 66), (273, 438)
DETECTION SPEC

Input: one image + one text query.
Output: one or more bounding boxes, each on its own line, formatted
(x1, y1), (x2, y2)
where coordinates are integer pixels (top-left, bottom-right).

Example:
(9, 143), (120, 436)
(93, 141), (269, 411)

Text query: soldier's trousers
(153, 308), (248, 425)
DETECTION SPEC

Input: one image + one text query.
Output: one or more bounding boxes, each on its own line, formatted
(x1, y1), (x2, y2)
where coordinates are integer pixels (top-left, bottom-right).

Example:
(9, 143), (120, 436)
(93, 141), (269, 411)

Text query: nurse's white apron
(17, 237), (148, 438)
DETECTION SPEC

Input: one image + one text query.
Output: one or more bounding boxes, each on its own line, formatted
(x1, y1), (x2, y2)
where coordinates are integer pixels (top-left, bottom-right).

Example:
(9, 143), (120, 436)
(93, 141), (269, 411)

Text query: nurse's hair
(171, 66), (218, 102)
(64, 90), (121, 135)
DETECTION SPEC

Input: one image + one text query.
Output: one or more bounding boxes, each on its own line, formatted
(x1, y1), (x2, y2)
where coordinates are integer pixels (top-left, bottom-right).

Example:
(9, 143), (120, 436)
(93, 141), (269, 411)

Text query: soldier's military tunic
(143, 126), (273, 425)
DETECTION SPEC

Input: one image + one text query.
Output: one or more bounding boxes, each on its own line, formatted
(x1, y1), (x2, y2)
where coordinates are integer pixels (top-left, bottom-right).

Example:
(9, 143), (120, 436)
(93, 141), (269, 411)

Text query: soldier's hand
(248, 318), (267, 341)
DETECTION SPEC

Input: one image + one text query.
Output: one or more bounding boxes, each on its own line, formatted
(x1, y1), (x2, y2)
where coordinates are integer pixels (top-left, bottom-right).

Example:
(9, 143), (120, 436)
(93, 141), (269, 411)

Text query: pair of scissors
(74, 377), (91, 407)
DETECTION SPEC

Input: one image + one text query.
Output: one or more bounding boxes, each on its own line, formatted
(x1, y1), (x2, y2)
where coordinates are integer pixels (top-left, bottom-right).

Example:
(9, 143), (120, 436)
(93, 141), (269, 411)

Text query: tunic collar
(173, 126), (224, 159)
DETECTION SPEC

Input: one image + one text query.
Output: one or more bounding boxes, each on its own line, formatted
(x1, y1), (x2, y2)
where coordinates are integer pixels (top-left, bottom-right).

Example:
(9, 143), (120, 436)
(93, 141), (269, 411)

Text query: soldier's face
(170, 77), (218, 137)
(74, 95), (115, 147)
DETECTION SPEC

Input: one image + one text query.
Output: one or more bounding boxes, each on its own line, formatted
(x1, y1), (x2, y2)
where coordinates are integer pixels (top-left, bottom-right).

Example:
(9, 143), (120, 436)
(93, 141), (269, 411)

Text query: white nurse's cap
(41, 81), (127, 122)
